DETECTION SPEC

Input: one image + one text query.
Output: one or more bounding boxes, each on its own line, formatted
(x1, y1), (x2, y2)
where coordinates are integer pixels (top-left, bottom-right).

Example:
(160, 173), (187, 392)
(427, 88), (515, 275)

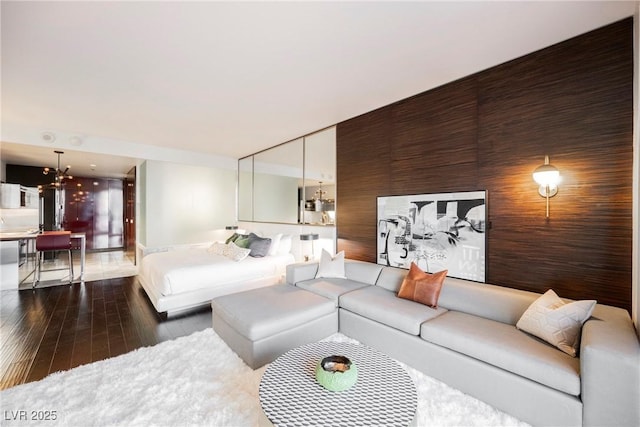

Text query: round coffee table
(259, 341), (417, 427)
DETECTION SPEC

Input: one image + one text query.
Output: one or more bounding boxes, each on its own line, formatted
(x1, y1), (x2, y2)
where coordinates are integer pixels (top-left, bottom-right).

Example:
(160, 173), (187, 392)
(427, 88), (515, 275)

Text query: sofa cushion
(211, 285), (335, 341)
(438, 277), (539, 325)
(340, 286), (448, 335)
(420, 311), (581, 396)
(516, 289), (596, 357)
(375, 266), (408, 292)
(344, 260), (384, 285)
(397, 263), (447, 308)
(286, 262), (319, 285)
(296, 278), (371, 304)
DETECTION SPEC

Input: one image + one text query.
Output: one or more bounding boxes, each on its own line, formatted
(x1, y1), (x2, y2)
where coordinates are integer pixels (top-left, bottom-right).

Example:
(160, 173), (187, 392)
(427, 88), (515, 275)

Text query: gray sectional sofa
(212, 259), (640, 427)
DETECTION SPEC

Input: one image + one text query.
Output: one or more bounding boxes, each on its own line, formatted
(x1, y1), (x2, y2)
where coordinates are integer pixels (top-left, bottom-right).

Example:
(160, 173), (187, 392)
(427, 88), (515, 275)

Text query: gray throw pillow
(248, 233), (272, 257)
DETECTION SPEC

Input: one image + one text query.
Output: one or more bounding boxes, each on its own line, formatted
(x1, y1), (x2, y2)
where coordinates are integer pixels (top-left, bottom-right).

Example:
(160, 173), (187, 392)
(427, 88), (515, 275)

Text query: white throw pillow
(208, 241), (227, 256)
(516, 289), (596, 357)
(268, 233), (282, 256)
(225, 242), (251, 262)
(315, 249), (347, 279)
(276, 234), (292, 255)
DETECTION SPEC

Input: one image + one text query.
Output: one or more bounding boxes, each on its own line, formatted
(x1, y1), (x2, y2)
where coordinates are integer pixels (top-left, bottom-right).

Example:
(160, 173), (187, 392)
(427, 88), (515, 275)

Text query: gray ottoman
(211, 284), (338, 369)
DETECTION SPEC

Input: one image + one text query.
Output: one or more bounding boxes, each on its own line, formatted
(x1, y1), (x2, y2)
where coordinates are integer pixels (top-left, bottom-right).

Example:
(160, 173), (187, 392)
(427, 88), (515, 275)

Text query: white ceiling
(1, 1), (636, 178)
(0, 142), (136, 179)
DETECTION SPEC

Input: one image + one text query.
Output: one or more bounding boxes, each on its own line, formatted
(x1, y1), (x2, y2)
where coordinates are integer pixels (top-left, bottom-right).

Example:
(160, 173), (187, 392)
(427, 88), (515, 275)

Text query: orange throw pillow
(397, 263), (448, 308)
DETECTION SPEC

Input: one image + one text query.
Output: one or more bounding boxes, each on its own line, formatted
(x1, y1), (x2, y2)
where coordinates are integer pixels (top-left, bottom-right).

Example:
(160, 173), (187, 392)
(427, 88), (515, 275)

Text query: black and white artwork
(377, 191), (487, 282)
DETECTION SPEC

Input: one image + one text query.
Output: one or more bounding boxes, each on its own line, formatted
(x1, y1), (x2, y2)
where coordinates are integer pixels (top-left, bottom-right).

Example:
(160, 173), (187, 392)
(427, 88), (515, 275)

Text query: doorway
(124, 167), (136, 265)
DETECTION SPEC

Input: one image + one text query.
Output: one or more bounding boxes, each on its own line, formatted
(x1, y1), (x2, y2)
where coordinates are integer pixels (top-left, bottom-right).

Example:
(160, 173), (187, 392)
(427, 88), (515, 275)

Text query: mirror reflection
(302, 127), (336, 225)
(253, 139), (303, 223)
(238, 126), (336, 225)
(238, 157), (253, 221)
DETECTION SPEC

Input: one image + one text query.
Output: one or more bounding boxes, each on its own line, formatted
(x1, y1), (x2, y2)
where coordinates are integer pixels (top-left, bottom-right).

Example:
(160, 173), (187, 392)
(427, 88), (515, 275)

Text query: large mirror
(253, 139), (303, 223)
(302, 127), (336, 225)
(239, 126), (336, 225)
(238, 157), (253, 221)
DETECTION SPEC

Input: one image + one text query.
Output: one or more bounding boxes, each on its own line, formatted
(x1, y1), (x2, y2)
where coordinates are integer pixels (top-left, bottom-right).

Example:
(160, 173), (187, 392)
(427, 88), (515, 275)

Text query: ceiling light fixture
(43, 150), (73, 187)
(40, 150), (73, 231)
(41, 131), (56, 143)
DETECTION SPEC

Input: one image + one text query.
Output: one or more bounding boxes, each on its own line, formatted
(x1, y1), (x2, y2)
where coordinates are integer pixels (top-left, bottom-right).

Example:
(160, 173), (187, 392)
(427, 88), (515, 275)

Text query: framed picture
(377, 191), (487, 282)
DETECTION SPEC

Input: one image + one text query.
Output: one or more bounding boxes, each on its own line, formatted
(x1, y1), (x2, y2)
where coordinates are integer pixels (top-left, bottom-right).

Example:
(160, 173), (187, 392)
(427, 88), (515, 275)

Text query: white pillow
(516, 289), (596, 357)
(276, 234), (292, 255)
(208, 241), (227, 256)
(268, 233), (283, 256)
(315, 249), (346, 279)
(225, 242), (251, 262)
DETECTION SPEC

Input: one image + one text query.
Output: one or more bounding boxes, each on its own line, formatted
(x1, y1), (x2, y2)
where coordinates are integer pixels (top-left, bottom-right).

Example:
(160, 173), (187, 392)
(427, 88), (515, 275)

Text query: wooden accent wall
(336, 18), (634, 311)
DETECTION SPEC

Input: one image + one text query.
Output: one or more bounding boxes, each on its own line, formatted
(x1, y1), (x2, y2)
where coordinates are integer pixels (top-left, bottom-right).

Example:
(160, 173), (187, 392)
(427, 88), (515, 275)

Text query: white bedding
(140, 248), (295, 297)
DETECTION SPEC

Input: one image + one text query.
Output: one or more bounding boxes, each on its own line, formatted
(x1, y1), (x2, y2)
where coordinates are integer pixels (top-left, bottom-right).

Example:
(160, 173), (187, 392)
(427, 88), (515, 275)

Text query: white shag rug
(0, 329), (530, 427)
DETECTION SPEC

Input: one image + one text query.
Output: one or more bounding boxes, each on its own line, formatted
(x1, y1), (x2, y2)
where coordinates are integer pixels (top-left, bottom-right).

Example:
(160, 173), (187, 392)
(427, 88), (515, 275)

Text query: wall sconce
(299, 233), (319, 261)
(532, 155), (560, 218)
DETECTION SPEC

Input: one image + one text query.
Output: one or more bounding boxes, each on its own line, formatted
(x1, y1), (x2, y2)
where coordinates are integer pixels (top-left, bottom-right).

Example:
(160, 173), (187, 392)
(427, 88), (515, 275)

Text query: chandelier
(42, 150), (73, 187)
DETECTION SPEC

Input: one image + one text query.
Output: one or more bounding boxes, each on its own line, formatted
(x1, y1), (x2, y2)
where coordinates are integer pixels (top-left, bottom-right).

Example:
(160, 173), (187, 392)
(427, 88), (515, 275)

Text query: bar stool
(32, 231), (74, 288)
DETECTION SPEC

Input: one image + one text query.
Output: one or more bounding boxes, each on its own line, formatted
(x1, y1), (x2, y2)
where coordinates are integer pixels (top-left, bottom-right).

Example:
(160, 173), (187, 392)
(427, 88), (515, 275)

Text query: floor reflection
(18, 249), (137, 288)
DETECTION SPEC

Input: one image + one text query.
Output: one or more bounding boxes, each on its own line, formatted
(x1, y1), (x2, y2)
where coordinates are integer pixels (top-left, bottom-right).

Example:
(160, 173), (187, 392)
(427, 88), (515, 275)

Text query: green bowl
(315, 355), (358, 392)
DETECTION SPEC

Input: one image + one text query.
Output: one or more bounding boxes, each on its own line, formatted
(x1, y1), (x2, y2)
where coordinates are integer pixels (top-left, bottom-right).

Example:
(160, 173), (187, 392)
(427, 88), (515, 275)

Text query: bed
(138, 234), (295, 316)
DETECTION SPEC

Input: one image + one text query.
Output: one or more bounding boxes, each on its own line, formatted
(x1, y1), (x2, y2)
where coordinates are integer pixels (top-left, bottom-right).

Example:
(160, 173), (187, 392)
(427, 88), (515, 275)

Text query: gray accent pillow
(248, 233), (272, 257)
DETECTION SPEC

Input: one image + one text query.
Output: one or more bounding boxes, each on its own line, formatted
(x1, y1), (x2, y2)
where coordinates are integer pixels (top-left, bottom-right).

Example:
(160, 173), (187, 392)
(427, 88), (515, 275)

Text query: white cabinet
(0, 184), (39, 209)
(0, 183), (20, 208)
(0, 240), (19, 289)
(22, 187), (39, 209)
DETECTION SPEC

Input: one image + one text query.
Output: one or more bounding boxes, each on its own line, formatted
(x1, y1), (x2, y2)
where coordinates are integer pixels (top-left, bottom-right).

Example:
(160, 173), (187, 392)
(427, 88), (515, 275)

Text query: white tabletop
(0, 230), (40, 241)
(259, 341), (417, 427)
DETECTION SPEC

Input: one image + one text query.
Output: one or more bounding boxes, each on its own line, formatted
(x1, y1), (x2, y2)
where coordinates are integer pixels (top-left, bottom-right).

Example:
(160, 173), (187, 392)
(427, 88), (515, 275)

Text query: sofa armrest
(286, 262), (319, 285)
(580, 305), (640, 427)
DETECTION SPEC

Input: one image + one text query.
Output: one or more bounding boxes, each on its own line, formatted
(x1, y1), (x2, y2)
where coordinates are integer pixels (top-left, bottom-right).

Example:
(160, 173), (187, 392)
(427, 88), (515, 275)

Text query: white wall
(140, 160), (236, 248)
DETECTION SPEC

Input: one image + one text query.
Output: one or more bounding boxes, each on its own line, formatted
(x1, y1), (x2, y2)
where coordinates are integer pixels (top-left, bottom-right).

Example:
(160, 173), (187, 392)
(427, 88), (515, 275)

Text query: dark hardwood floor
(0, 276), (212, 391)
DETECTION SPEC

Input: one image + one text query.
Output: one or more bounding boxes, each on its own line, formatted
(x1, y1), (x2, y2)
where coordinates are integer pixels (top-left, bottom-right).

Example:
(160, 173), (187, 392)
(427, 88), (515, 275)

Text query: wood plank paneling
(390, 77), (479, 196)
(337, 107), (393, 259)
(336, 18), (633, 311)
